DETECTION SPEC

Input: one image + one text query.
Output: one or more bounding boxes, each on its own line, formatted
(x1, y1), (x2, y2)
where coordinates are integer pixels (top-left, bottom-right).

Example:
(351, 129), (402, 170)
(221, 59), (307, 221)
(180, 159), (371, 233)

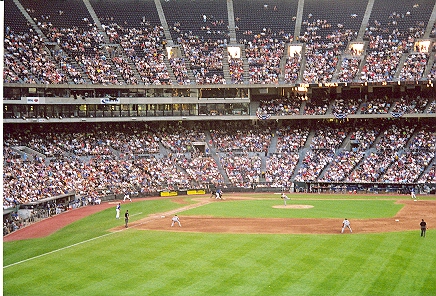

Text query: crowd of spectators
(256, 94), (303, 116)
(228, 57), (244, 84)
(399, 53), (428, 81)
(264, 126), (309, 187)
(4, 27), (68, 84)
(177, 32), (226, 84)
(427, 55), (436, 80)
(3, 120), (436, 211)
(303, 98), (329, 115)
(360, 97), (392, 114)
(331, 98), (360, 115)
(220, 154), (261, 188)
(284, 53), (301, 84)
(337, 57), (361, 82)
(242, 32), (287, 84)
(294, 149), (336, 182)
(298, 14), (357, 84)
(5, 2), (436, 86)
(310, 127), (348, 150)
(210, 125), (272, 153)
(390, 95), (429, 114)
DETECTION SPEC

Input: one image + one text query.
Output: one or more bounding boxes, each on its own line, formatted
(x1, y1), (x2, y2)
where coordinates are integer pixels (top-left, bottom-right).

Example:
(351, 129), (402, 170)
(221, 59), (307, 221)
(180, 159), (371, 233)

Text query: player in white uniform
(410, 188), (416, 199)
(341, 218), (352, 233)
(171, 215), (182, 227)
(115, 203), (121, 219)
(281, 193), (290, 206)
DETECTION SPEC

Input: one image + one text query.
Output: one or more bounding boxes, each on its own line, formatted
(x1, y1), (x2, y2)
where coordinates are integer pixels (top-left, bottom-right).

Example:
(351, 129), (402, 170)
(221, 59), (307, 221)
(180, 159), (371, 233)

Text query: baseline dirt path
(4, 195), (435, 241)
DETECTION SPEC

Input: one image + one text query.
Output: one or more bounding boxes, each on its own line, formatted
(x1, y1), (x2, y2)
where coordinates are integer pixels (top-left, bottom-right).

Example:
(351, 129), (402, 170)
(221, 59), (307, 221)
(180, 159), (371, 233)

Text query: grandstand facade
(3, 0), (436, 215)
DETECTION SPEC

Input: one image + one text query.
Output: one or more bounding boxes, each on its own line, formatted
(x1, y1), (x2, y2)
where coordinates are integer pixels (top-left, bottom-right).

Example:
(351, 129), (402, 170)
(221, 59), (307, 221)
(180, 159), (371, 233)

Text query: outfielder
(341, 218), (352, 233)
(281, 193), (290, 206)
(171, 214), (182, 227)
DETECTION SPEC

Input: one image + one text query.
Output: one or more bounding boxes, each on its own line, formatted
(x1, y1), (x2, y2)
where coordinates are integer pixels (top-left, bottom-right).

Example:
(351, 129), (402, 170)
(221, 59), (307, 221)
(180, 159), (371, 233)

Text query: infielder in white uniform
(410, 188), (416, 199)
(171, 214), (181, 227)
(341, 218), (352, 233)
(115, 203), (121, 219)
(281, 193), (290, 206)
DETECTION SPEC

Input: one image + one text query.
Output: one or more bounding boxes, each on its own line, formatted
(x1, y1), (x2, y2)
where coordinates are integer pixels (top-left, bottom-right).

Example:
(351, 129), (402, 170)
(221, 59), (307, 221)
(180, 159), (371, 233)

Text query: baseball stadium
(2, 0), (436, 295)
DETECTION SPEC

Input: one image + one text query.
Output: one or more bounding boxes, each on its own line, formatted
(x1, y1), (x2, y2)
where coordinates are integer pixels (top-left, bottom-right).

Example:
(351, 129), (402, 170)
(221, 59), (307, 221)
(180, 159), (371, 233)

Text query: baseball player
(341, 218), (352, 233)
(410, 188), (416, 199)
(420, 219), (427, 237)
(123, 191), (132, 202)
(115, 203), (121, 219)
(281, 193), (290, 206)
(215, 189), (223, 199)
(124, 210), (129, 228)
(171, 214), (181, 227)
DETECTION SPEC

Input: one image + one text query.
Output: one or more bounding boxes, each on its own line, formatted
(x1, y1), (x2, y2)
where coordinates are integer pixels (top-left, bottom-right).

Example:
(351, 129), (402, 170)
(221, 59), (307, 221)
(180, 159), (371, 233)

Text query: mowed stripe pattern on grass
(4, 230), (435, 296)
(3, 196), (436, 296)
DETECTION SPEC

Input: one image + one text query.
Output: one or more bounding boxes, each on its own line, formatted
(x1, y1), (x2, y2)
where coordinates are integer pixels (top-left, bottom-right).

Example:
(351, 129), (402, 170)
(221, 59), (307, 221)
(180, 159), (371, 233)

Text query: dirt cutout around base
(5, 195), (435, 241)
(118, 196), (436, 235)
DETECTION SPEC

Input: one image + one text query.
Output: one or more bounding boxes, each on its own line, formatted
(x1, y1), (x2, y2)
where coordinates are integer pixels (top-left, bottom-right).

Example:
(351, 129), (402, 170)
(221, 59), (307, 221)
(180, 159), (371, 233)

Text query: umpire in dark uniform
(125, 210), (129, 228)
(420, 219), (427, 237)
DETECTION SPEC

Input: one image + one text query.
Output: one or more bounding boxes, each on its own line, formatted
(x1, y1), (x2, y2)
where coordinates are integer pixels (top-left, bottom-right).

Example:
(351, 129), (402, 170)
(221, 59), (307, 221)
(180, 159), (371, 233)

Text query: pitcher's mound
(273, 205), (314, 209)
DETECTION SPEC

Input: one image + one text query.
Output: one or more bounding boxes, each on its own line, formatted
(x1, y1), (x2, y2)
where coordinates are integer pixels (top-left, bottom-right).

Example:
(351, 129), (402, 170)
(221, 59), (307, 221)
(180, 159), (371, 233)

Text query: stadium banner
(256, 113), (271, 120)
(187, 189), (206, 195)
(25, 97), (45, 104)
(333, 113), (347, 119)
(160, 191), (178, 197)
(101, 97), (120, 104)
(390, 112), (403, 118)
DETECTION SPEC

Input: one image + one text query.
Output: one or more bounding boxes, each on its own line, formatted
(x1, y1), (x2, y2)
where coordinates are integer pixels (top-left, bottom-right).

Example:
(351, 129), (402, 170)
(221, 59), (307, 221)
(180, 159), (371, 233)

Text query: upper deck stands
(4, 0), (30, 34)
(301, 0), (367, 41)
(161, 0), (229, 41)
(19, 0), (93, 30)
(365, 0), (434, 38)
(90, 0), (161, 27)
(233, 0), (297, 40)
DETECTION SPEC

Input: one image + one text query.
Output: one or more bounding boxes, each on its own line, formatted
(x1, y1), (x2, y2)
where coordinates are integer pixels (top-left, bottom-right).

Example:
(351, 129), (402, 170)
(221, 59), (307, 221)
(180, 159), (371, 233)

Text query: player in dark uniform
(420, 219), (427, 237)
(125, 210), (129, 228)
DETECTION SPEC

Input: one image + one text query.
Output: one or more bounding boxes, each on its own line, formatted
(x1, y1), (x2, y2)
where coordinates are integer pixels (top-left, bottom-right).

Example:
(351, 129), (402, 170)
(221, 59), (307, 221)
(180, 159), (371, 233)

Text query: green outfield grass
(3, 194), (436, 296)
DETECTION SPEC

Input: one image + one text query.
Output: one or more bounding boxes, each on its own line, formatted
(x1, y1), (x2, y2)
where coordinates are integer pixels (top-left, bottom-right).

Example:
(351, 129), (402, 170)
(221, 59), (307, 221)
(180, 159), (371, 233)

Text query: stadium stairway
(12, 0), (48, 43)
(83, 0), (110, 44)
(204, 131), (231, 184)
(226, 0), (238, 44)
(331, 54), (344, 82)
(424, 1), (436, 39)
(154, 0), (175, 46)
(241, 47), (250, 84)
(290, 129), (317, 180)
(356, 0), (375, 41)
(293, 0), (305, 39)
(423, 53), (435, 79)
(420, 156), (436, 181)
(394, 54), (409, 81)
(296, 51), (307, 84)
(258, 132), (279, 182)
(278, 49), (288, 84)
(222, 50), (232, 83)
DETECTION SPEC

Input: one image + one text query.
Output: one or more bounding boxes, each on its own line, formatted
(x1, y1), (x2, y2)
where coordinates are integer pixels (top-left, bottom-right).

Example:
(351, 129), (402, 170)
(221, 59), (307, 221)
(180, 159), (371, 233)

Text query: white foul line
(4, 229), (125, 269)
